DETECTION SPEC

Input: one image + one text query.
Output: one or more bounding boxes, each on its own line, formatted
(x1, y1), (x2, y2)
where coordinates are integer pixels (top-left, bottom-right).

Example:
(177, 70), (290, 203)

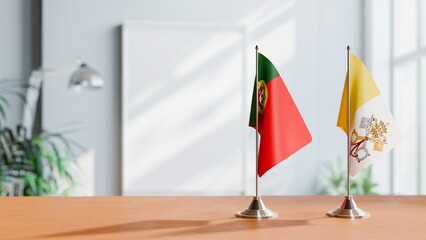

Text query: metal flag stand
(326, 46), (370, 219)
(236, 45), (277, 219)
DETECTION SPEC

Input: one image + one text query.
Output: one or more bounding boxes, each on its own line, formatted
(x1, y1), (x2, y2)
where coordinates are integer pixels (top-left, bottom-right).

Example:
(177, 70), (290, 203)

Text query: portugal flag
(249, 53), (312, 177)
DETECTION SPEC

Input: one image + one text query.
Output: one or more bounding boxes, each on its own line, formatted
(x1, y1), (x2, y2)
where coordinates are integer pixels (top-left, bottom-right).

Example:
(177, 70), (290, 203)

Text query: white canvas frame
(121, 21), (248, 195)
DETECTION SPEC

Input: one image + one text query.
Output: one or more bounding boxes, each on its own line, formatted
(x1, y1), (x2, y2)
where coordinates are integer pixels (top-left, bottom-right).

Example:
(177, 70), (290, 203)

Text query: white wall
(42, 0), (363, 196)
(0, 0), (31, 127)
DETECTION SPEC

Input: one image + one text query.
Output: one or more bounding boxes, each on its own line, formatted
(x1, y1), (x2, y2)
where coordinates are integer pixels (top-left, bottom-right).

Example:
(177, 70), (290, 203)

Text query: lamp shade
(69, 63), (104, 90)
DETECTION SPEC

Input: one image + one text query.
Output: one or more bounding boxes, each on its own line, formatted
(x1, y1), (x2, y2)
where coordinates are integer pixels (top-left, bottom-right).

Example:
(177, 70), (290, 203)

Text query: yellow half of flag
(337, 52), (381, 134)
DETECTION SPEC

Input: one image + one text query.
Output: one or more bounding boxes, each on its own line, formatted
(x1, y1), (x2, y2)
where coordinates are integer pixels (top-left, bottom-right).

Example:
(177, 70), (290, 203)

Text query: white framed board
(121, 21), (248, 195)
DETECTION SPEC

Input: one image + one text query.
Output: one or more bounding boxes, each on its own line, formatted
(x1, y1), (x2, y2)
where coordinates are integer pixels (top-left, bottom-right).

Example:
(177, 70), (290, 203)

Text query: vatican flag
(337, 52), (401, 176)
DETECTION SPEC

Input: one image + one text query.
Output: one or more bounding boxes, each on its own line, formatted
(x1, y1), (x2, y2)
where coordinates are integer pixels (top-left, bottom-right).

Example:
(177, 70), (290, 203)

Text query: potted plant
(318, 156), (378, 195)
(0, 79), (80, 196)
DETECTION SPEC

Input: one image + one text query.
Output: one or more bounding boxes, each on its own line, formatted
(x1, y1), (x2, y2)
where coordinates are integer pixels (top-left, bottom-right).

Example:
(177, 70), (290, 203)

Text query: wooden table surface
(1, 195), (425, 239)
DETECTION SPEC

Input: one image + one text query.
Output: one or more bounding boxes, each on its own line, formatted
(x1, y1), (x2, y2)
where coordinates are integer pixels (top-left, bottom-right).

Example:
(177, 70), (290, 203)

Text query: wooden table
(1, 196), (425, 239)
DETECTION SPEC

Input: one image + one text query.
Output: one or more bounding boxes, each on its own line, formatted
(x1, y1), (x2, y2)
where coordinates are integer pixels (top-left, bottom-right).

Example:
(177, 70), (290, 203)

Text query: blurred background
(0, 0), (424, 196)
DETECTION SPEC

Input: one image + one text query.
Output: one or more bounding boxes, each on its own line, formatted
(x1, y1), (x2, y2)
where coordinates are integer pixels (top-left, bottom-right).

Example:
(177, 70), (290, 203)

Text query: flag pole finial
(347, 45), (351, 51)
(255, 45), (259, 51)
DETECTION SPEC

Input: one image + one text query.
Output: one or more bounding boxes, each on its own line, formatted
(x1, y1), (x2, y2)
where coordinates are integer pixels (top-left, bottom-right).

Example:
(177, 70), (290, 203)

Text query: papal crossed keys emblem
(351, 115), (389, 162)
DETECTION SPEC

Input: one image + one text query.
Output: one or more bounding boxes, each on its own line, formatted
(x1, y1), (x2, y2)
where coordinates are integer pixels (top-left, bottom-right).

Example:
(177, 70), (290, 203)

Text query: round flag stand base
(327, 195), (370, 219)
(236, 196), (278, 219)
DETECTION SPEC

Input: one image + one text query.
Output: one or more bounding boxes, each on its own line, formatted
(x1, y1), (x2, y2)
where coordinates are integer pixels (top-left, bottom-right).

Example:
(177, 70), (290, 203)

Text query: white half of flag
(349, 95), (402, 176)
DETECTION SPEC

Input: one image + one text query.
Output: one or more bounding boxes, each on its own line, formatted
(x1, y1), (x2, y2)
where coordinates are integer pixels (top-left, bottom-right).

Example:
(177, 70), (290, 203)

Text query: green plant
(319, 156), (378, 195)
(0, 78), (81, 196)
(0, 126), (83, 196)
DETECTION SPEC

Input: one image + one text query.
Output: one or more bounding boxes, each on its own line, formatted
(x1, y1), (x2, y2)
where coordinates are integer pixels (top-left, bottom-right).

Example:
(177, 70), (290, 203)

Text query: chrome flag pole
(327, 46), (369, 219)
(236, 45), (277, 219)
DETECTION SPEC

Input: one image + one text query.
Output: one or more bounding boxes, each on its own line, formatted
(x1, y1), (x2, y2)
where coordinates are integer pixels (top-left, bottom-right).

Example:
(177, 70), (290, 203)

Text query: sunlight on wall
(393, 0), (417, 58)
(393, 62), (419, 194)
(241, 0), (294, 30)
(173, 31), (243, 79)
